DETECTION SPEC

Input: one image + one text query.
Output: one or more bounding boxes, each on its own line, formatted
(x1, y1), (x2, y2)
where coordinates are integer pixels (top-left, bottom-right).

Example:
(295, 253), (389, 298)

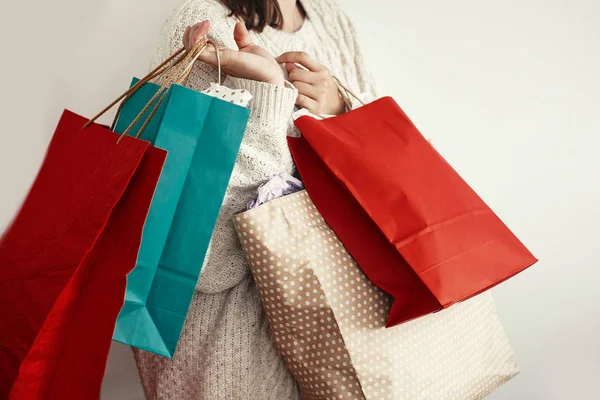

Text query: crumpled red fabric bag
(289, 96), (537, 327)
(0, 110), (166, 399)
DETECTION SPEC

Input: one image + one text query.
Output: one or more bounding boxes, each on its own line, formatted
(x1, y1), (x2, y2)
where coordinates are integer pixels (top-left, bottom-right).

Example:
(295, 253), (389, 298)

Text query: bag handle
(82, 37), (222, 141)
(115, 39), (205, 141)
(333, 76), (364, 108)
(82, 45), (189, 130)
(115, 39), (220, 142)
(106, 39), (223, 133)
(106, 53), (187, 132)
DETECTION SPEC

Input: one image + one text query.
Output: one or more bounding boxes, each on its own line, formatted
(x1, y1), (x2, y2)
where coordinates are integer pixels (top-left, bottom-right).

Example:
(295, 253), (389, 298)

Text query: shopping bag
(0, 42), (208, 397)
(111, 69), (251, 356)
(289, 94), (538, 327)
(233, 190), (519, 400)
(0, 110), (166, 398)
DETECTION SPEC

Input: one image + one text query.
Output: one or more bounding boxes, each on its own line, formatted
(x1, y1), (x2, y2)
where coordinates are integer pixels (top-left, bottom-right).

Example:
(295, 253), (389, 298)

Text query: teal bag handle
(81, 47), (185, 130)
(116, 39), (220, 142)
(81, 37), (220, 141)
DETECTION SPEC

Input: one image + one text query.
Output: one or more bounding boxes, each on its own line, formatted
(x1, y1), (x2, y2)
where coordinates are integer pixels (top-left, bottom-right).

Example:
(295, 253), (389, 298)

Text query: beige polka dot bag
(232, 190), (519, 400)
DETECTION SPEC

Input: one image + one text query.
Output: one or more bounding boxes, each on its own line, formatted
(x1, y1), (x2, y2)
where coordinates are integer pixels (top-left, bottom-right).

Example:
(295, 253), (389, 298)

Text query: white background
(0, 0), (598, 399)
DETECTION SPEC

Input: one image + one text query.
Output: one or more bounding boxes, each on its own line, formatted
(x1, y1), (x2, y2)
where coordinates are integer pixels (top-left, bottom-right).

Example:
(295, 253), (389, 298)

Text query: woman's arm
(151, 0), (298, 133)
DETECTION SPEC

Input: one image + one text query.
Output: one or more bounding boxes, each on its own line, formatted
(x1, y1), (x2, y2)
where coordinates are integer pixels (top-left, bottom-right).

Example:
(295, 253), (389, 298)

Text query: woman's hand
(276, 52), (345, 115)
(184, 21), (285, 86)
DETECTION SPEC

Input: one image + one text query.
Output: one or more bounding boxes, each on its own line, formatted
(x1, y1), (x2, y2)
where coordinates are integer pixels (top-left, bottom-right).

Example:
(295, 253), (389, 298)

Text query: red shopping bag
(0, 110), (166, 398)
(289, 96), (537, 327)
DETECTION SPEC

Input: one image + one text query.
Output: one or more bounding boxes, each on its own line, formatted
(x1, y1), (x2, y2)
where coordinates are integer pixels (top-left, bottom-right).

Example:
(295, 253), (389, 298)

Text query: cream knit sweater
(134, 0), (376, 399)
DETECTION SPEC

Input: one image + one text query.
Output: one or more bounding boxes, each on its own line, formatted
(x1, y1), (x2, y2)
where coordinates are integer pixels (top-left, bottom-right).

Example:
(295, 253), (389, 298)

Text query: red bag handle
(333, 76), (364, 109)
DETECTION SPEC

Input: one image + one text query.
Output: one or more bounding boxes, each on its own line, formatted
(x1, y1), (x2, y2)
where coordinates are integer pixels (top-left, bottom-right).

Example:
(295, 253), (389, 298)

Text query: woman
(134, 0), (376, 398)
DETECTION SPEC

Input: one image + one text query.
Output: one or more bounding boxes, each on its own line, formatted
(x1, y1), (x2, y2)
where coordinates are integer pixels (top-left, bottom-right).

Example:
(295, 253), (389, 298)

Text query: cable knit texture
(133, 0), (377, 399)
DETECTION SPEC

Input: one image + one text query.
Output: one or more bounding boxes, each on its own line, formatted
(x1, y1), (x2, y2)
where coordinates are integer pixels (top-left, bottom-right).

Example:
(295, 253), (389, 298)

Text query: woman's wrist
(267, 76), (286, 87)
(223, 76), (298, 123)
(262, 65), (285, 87)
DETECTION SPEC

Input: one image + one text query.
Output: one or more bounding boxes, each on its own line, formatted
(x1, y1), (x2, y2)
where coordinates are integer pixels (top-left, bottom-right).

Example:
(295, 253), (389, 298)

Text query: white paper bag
(233, 190), (518, 400)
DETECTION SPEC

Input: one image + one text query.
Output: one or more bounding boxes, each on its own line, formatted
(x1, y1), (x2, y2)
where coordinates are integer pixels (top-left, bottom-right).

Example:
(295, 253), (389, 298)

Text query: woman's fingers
(287, 63), (318, 84)
(233, 21), (253, 50)
(198, 46), (235, 69)
(292, 81), (320, 101)
(296, 94), (319, 112)
(184, 20), (210, 50)
(183, 21), (247, 73)
(200, 47), (272, 83)
(191, 20), (210, 44)
(277, 52), (324, 72)
(183, 26), (191, 49)
(281, 54), (342, 114)
(284, 62), (299, 75)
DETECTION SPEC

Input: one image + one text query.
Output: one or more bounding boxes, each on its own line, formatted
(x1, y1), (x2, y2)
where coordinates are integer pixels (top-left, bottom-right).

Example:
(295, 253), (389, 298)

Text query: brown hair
(220, 0), (305, 32)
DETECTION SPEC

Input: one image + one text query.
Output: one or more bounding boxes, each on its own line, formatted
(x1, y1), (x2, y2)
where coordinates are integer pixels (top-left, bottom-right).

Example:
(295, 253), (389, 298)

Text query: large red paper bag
(0, 110), (166, 398)
(289, 96), (537, 326)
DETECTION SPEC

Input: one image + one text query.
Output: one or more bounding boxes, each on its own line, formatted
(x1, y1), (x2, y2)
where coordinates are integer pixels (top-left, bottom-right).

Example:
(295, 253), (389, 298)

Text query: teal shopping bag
(112, 78), (250, 357)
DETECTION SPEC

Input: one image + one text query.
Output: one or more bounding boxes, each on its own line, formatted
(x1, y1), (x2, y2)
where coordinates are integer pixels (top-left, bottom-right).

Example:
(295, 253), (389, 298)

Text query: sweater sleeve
(222, 77), (298, 130)
(150, 0), (298, 131)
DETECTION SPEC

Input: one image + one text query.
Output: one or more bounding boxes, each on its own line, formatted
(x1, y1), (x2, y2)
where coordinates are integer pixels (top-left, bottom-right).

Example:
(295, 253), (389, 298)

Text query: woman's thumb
(233, 21), (253, 50)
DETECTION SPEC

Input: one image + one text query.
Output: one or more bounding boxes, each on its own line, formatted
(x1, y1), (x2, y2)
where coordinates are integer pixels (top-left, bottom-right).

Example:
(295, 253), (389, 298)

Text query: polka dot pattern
(233, 191), (518, 400)
(202, 83), (253, 107)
